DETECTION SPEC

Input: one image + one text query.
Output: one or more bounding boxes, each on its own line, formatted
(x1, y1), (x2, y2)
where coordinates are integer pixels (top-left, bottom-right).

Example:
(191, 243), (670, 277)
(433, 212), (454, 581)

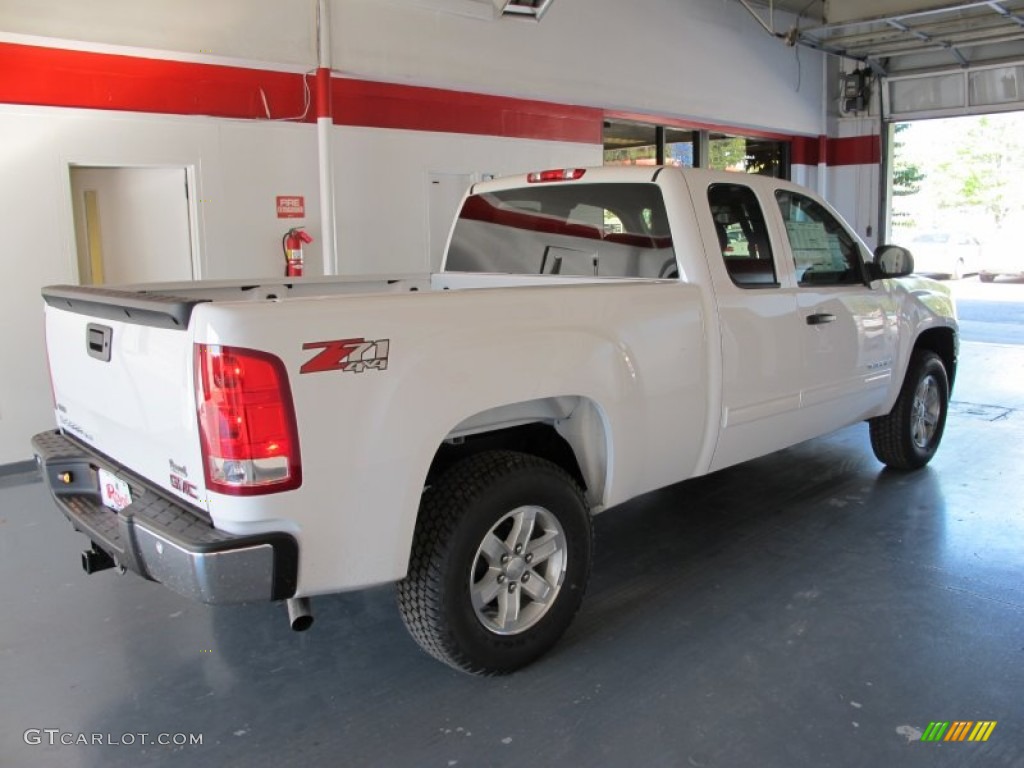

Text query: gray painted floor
(2, 340), (1022, 768)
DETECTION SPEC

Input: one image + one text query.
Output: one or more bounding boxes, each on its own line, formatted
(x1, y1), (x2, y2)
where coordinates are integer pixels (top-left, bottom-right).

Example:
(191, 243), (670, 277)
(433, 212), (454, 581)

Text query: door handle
(806, 313), (836, 326)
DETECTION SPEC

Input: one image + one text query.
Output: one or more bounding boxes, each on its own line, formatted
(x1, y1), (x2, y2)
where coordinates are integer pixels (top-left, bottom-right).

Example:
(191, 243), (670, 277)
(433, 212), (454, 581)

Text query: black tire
(397, 450), (592, 675)
(869, 350), (949, 470)
(980, 273), (995, 283)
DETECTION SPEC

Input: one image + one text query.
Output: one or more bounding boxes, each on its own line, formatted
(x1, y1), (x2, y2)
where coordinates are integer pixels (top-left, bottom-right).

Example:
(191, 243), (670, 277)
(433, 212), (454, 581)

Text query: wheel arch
(914, 326), (958, 389)
(425, 396), (612, 510)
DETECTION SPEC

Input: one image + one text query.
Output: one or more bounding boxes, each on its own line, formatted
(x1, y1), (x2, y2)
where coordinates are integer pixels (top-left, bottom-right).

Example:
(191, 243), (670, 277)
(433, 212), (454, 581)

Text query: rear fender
(441, 395), (612, 509)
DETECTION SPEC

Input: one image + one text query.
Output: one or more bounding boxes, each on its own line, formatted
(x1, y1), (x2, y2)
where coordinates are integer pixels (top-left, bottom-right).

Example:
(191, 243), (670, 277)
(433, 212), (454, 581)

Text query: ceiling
(739, 1), (1024, 74)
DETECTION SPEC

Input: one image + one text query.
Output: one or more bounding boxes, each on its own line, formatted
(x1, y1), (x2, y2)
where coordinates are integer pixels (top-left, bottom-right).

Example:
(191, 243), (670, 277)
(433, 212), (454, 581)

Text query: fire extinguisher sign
(276, 196), (305, 219)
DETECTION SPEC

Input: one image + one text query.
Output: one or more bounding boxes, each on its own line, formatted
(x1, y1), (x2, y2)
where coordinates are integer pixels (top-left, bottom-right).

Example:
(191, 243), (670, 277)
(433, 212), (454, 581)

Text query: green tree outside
(891, 112), (1024, 236)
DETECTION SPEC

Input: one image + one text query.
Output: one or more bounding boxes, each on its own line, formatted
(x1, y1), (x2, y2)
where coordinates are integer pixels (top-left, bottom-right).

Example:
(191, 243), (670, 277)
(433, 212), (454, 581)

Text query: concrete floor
(2, 339), (1022, 768)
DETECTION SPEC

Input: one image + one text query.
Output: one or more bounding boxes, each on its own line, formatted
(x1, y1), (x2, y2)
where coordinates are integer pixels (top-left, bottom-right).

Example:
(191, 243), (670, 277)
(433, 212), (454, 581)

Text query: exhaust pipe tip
(286, 597), (314, 632)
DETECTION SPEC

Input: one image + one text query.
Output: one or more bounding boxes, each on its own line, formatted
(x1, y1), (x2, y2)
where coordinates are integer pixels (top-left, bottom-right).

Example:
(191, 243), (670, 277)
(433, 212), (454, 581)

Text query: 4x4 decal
(300, 338), (390, 374)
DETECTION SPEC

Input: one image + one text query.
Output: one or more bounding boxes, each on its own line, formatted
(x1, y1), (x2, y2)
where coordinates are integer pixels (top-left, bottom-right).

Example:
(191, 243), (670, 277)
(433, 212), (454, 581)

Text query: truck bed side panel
(187, 281), (708, 595)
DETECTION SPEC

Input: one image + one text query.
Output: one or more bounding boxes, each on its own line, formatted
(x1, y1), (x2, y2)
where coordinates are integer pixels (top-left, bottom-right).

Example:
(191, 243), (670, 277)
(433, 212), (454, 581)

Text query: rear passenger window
(775, 190), (866, 286)
(446, 183), (675, 278)
(707, 184), (778, 288)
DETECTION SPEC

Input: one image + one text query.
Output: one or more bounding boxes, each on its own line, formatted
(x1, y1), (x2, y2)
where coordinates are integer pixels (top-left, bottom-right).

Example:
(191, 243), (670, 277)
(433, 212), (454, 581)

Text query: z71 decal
(300, 338), (390, 374)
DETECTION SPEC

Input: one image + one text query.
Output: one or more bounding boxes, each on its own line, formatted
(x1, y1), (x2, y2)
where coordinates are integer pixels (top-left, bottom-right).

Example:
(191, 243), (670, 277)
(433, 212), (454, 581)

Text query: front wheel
(979, 273), (995, 283)
(397, 451), (592, 674)
(869, 350), (949, 469)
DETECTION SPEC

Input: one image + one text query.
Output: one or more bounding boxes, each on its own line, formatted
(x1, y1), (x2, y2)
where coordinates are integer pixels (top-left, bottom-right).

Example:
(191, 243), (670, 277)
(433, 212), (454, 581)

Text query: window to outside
(708, 134), (789, 178)
(603, 121), (789, 177)
(707, 184), (778, 287)
(603, 121), (659, 166)
(446, 183), (675, 278)
(664, 128), (696, 167)
(775, 190), (865, 286)
(603, 120), (696, 168)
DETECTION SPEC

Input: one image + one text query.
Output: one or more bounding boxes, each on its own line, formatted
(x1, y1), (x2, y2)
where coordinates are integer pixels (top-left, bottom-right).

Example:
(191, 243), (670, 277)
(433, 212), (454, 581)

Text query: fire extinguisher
(283, 227), (313, 277)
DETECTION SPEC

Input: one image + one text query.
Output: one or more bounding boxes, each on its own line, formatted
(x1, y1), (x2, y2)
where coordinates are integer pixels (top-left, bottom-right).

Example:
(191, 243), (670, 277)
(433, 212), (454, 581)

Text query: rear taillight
(195, 344), (301, 495)
(527, 168), (586, 183)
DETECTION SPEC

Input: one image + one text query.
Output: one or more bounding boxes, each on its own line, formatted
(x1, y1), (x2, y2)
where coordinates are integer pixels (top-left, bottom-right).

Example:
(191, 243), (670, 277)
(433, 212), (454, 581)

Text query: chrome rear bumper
(32, 430), (298, 604)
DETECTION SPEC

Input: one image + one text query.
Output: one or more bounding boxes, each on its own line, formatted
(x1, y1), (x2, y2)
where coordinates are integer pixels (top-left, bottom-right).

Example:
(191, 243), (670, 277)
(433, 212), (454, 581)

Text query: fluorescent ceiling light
(501, 0), (553, 20)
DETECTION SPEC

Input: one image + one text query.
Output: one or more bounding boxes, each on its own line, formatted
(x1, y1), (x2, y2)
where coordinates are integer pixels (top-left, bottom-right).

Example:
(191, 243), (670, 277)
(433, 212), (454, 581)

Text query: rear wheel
(869, 350), (949, 469)
(397, 451), (592, 674)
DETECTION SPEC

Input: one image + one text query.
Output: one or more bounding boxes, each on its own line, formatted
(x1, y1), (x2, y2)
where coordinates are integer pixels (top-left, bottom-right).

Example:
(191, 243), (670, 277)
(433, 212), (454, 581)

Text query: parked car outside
(910, 231), (983, 280)
(979, 232), (1023, 282)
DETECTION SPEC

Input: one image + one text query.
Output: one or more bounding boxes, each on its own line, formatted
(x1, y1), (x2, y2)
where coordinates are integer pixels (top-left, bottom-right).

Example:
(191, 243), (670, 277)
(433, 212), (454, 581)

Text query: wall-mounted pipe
(316, 0), (338, 276)
(817, 133), (828, 198)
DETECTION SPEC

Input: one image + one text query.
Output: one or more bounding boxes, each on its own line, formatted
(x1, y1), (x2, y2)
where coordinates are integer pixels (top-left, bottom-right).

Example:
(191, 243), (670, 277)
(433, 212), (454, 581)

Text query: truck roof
(470, 165), (797, 195)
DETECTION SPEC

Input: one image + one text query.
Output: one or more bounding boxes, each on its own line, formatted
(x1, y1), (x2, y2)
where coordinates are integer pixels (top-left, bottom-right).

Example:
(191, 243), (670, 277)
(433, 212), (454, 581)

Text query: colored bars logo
(921, 721), (997, 742)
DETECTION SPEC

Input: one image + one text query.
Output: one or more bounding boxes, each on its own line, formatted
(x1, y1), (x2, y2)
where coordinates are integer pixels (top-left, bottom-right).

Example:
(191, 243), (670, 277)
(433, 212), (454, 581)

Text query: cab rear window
(445, 183), (676, 278)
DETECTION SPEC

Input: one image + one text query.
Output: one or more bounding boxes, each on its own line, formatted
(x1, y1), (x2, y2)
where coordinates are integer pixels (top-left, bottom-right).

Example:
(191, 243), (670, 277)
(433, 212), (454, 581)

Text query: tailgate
(43, 285), (209, 508)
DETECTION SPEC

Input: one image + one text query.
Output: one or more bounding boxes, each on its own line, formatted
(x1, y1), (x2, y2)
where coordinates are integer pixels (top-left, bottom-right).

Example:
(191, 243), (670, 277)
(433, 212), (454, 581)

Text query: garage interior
(1, 1), (1023, 765)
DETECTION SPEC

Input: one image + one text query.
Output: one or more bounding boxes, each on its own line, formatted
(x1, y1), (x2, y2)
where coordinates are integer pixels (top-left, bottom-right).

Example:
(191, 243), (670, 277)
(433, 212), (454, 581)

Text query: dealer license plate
(98, 468), (132, 512)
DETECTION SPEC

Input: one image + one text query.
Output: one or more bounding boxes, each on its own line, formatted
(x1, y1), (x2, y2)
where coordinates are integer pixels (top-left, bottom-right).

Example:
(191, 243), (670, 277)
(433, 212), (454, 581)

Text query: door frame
(65, 163), (202, 284)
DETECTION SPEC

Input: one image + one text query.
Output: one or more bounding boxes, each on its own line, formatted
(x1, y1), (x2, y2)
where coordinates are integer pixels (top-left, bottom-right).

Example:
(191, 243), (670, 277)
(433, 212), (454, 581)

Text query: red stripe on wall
(791, 134), (880, 167)
(827, 135), (880, 166)
(0, 43), (311, 121)
(790, 135), (822, 165)
(0, 41), (881, 162)
(332, 79), (603, 144)
(0, 42), (600, 142)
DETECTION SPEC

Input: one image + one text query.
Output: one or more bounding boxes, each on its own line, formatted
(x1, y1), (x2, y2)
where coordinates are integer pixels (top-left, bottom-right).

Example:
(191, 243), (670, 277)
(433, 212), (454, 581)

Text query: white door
(773, 188), (898, 429)
(71, 167), (195, 285)
(699, 180), (806, 472)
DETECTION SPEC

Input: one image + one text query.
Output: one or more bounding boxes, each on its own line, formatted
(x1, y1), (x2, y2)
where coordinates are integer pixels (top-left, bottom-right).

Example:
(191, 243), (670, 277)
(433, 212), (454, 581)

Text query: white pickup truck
(34, 166), (957, 674)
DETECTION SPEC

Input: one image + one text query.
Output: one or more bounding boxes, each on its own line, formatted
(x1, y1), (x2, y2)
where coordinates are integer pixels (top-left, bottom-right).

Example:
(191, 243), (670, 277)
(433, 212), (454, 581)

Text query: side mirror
(871, 244), (914, 279)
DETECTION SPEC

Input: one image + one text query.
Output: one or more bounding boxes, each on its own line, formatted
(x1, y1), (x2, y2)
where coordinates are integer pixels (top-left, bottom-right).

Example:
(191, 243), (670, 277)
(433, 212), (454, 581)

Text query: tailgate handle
(86, 323), (113, 362)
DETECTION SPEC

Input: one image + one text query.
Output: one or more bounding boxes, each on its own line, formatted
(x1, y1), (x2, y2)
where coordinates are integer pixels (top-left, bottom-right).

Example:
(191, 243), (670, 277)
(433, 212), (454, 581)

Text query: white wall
(1, 0), (826, 137)
(0, 106), (325, 280)
(0, 106), (324, 463)
(335, 0), (825, 136)
(213, 121), (324, 278)
(0, 0), (315, 67)
(333, 127), (601, 274)
(829, 115), (882, 249)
